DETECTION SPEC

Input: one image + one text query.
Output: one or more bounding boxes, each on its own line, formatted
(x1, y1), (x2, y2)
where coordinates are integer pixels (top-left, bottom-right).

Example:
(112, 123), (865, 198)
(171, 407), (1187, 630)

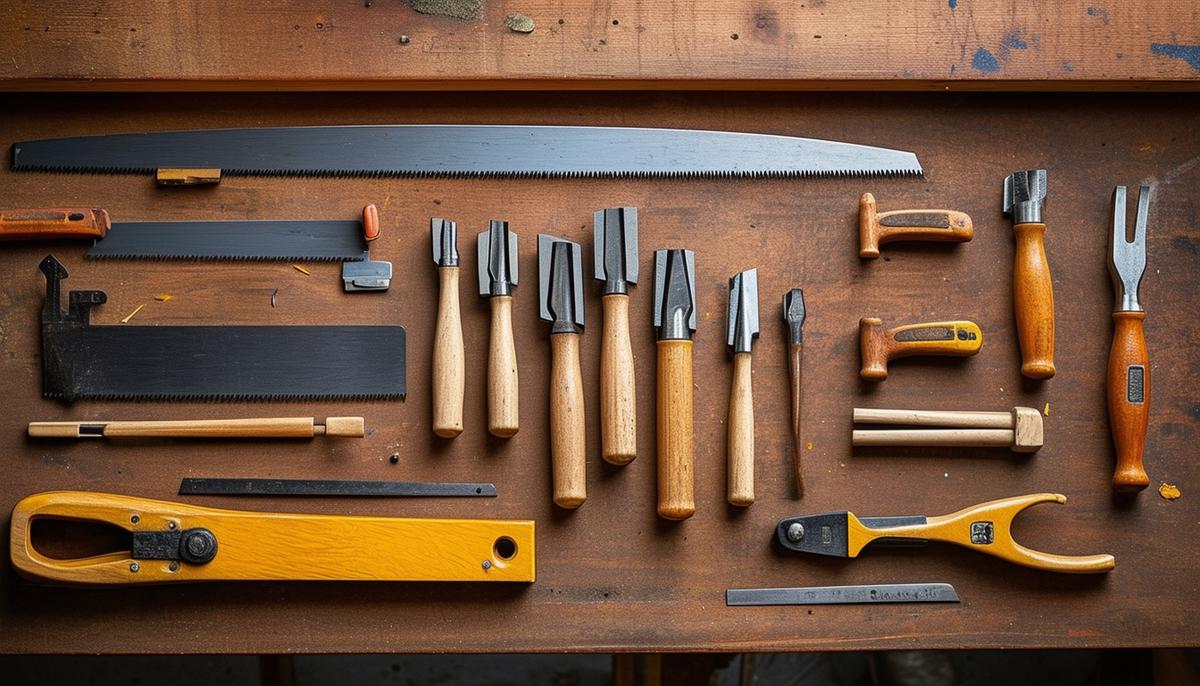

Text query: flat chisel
(1108, 185), (1152, 493)
(539, 235), (587, 509)
(784, 289), (806, 497)
(1003, 170), (1055, 379)
(432, 218), (465, 438)
(478, 220), (520, 437)
(726, 268), (759, 507)
(594, 208), (639, 465)
(653, 249), (697, 520)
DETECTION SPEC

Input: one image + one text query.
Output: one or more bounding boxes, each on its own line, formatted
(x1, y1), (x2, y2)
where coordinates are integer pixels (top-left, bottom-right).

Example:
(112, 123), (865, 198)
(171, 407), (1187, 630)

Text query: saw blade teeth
(22, 166), (922, 179)
(86, 253), (350, 262)
(58, 392), (406, 402)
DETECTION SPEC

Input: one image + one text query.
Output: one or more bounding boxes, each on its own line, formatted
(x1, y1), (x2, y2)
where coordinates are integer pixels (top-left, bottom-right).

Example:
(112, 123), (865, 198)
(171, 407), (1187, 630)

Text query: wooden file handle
(550, 333), (587, 509)
(486, 296), (520, 438)
(858, 193), (973, 258)
(1012, 222), (1056, 379)
(727, 352), (754, 506)
(859, 318), (983, 380)
(28, 417), (364, 439)
(846, 493), (1114, 574)
(656, 340), (695, 520)
(0, 208), (110, 241)
(600, 294), (637, 465)
(432, 266), (465, 438)
(788, 342), (805, 498)
(1109, 311), (1150, 492)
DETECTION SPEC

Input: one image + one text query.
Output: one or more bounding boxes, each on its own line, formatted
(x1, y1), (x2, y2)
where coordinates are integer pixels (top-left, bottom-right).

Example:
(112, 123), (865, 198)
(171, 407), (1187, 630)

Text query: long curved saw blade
(11, 125), (923, 179)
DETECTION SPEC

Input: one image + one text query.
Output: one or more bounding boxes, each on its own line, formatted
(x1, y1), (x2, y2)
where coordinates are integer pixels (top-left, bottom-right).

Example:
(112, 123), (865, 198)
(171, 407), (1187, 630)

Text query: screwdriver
(1108, 185), (1151, 493)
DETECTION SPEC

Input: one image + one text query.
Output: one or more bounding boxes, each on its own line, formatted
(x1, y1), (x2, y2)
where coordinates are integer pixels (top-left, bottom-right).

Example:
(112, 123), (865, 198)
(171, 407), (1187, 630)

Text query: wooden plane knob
(859, 193), (973, 258)
(0, 208), (110, 241)
(859, 317), (983, 380)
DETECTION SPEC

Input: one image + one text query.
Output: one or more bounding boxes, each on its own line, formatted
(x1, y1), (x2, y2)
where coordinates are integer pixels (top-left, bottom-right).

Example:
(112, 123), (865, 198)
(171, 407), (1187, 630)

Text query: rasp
(38, 255), (405, 402)
(11, 125), (923, 178)
(726, 583), (960, 606)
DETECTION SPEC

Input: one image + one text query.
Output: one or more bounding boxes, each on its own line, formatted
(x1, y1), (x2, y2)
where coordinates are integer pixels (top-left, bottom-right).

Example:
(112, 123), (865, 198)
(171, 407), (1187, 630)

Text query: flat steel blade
(88, 219), (366, 261)
(12, 126), (923, 178)
(726, 583), (960, 606)
(179, 479), (495, 497)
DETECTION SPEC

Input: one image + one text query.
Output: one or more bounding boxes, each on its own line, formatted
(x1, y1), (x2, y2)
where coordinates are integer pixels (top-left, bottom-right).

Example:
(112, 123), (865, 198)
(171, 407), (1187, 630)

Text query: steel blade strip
(726, 583), (960, 606)
(179, 478), (496, 497)
(89, 220), (366, 261)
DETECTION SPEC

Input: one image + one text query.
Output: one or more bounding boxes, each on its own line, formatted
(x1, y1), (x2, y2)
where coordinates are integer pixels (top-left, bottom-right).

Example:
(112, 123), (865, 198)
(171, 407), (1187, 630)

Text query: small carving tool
(777, 493), (1115, 574)
(858, 317), (982, 380)
(11, 491), (533, 584)
(727, 583), (960, 606)
(594, 207), (639, 465)
(1108, 185), (1152, 493)
(29, 417), (365, 439)
(432, 218), (465, 438)
(478, 220), (520, 437)
(726, 268), (759, 507)
(1003, 170), (1055, 379)
(179, 479), (496, 497)
(538, 235), (586, 509)
(858, 193), (973, 258)
(653, 249), (697, 520)
(852, 406), (1043, 453)
(783, 289), (806, 497)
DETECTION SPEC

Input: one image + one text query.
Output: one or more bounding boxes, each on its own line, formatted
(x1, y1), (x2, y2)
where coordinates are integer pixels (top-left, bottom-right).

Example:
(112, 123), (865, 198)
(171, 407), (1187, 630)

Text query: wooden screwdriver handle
(788, 342), (805, 498)
(600, 294), (637, 465)
(727, 352), (754, 506)
(1109, 311), (1151, 492)
(1012, 222), (1056, 379)
(550, 333), (587, 509)
(657, 340), (696, 520)
(432, 266), (465, 438)
(0, 208), (110, 241)
(859, 318), (983, 380)
(487, 296), (519, 437)
(858, 193), (973, 258)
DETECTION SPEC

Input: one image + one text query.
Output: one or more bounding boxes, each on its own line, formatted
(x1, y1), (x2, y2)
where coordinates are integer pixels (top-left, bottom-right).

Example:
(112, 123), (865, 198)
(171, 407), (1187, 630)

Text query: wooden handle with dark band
(600, 294), (637, 465)
(656, 340), (695, 520)
(1012, 222), (1056, 379)
(1109, 311), (1150, 492)
(859, 193), (973, 258)
(432, 266), (465, 438)
(550, 333), (586, 509)
(859, 318), (983, 380)
(0, 208), (110, 240)
(486, 296), (519, 438)
(727, 352), (754, 506)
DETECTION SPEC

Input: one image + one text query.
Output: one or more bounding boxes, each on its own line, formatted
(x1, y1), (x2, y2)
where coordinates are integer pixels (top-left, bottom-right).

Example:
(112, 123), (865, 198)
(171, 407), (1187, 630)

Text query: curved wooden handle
(859, 193), (973, 258)
(487, 296), (519, 438)
(550, 333), (586, 509)
(859, 318), (982, 380)
(1013, 222), (1056, 379)
(727, 352), (754, 506)
(0, 208), (110, 241)
(600, 295), (637, 465)
(1109, 311), (1150, 492)
(432, 266), (465, 438)
(656, 340), (695, 520)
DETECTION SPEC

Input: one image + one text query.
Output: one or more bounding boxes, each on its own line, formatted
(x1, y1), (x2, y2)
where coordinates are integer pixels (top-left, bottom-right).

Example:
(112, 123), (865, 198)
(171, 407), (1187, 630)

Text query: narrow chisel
(727, 583), (960, 606)
(432, 218), (465, 438)
(478, 220), (520, 437)
(653, 249), (697, 520)
(726, 268), (759, 507)
(594, 207), (639, 465)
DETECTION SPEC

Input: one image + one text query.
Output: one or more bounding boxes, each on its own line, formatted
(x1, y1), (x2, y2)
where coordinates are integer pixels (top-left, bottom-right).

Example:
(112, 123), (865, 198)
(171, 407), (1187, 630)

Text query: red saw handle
(0, 209), (110, 241)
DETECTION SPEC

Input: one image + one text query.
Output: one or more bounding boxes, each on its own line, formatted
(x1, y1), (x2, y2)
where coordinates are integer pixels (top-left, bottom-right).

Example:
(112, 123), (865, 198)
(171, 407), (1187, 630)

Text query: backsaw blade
(11, 125), (923, 178)
(88, 219), (367, 261)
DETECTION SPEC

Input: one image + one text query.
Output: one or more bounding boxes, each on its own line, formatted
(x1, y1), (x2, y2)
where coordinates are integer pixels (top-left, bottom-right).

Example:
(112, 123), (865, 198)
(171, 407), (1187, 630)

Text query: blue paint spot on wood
(1002, 30), (1028, 50)
(948, 0), (957, 9)
(1087, 6), (1110, 23)
(971, 48), (999, 73)
(1060, 59), (1074, 72)
(1151, 42), (1200, 71)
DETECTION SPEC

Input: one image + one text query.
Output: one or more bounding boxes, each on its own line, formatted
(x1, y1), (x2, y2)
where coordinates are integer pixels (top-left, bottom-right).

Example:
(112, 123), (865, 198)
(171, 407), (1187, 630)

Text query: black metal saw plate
(179, 479), (496, 497)
(89, 219), (366, 261)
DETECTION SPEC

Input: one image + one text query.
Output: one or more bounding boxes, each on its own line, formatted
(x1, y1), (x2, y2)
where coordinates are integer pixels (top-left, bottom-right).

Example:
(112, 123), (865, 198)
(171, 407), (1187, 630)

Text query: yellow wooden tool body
(11, 491), (535, 585)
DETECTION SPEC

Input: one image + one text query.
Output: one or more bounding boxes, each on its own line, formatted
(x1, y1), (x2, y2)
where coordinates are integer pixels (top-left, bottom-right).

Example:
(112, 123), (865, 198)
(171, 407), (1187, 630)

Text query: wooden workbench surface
(0, 91), (1197, 653)
(2, 1), (1199, 90)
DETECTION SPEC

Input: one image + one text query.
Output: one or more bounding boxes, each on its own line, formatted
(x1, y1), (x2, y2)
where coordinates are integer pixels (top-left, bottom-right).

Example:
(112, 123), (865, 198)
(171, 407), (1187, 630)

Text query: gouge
(594, 208), (639, 465)
(852, 406), (1042, 453)
(784, 289), (806, 497)
(11, 491), (534, 584)
(653, 249), (697, 520)
(858, 318), (982, 380)
(777, 493), (1114, 574)
(538, 235), (586, 509)
(1108, 185), (1151, 493)
(432, 218), (465, 438)
(28, 416), (365, 439)
(1004, 170), (1055, 379)
(858, 193), (973, 258)
(478, 220), (520, 438)
(726, 269), (759, 507)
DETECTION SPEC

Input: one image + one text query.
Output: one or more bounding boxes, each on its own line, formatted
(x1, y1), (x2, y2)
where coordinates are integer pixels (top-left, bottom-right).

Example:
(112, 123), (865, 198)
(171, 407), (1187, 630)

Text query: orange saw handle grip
(0, 208), (110, 241)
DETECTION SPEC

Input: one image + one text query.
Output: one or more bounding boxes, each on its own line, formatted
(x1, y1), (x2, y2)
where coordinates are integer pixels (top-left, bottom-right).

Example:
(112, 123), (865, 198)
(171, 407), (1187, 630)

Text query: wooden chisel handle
(0, 208), (110, 241)
(550, 333), (586, 508)
(600, 294), (637, 465)
(432, 265), (465, 438)
(727, 352), (754, 506)
(858, 193), (973, 258)
(28, 417), (364, 439)
(657, 340), (695, 520)
(788, 342), (805, 498)
(1013, 221), (1056, 379)
(487, 296), (519, 437)
(1109, 311), (1150, 492)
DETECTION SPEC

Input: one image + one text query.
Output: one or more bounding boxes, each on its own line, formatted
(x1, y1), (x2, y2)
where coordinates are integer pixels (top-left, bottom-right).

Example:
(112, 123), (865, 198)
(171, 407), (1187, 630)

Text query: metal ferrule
(652, 249), (697, 341)
(431, 218), (459, 267)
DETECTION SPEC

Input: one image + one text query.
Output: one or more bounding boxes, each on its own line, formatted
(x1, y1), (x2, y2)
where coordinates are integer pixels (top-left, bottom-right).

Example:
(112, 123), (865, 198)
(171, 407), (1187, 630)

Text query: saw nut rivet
(786, 522), (805, 542)
(169, 561), (180, 572)
(179, 528), (218, 565)
(129, 562), (140, 573)
(130, 515), (140, 525)
(482, 560), (492, 571)
(167, 521), (177, 530)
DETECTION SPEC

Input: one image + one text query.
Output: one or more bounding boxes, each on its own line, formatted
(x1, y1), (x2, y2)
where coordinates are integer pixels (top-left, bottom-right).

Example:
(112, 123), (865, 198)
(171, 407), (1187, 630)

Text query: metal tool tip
(431, 218), (459, 266)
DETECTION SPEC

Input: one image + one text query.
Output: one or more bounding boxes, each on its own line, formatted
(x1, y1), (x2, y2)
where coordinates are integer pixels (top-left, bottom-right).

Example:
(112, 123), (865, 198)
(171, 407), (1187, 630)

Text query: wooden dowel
(28, 418), (365, 439)
(852, 428), (1015, 448)
(852, 408), (1013, 429)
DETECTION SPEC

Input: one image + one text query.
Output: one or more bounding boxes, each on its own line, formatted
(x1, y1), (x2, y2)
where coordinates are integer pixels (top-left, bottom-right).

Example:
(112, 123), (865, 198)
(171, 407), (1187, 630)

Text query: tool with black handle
(538, 235), (586, 509)
(653, 249), (697, 520)
(858, 193), (973, 258)
(478, 220), (520, 437)
(432, 218), (465, 438)
(1003, 170), (1055, 379)
(594, 207), (639, 465)
(1108, 185), (1151, 493)
(784, 289), (806, 497)
(726, 268), (759, 507)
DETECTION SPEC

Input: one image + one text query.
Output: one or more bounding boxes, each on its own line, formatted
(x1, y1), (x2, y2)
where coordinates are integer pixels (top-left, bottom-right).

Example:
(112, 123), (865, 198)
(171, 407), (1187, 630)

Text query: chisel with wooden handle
(858, 193), (973, 258)
(1004, 170), (1055, 379)
(432, 218), (465, 438)
(594, 208), (639, 465)
(28, 417), (365, 439)
(538, 235), (587, 509)
(726, 269), (759, 507)
(1108, 185), (1151, 493)
(858, 317), (982, 380)
(478, 220), (520, 437)
(653, 249), (697, 520)
(784, 289), (807, 497)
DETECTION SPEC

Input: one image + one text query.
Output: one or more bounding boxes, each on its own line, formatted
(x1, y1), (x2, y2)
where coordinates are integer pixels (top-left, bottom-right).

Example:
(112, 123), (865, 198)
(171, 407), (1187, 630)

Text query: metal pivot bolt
(786, 522), (805, 542)
(179, 528), (218, 564)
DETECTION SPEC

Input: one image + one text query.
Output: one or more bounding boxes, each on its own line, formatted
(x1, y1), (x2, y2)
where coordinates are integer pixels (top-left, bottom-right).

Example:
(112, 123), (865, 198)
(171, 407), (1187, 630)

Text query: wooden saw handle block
(550, 333), (586, 509)
(858, 193), (973, 258)
(1012, 221), (1056, 379)
(432, 265), (465, 438)
(727, 352), (754, 506)
(28, 417), (365, 439)
(845, 493), (1114, 574)
(859, 318), (983, 380)
(487, 296), (520, 438)
(10, 491), (535, 584)
(656, 340), (695, 520)
(600, 294), (637, 465)
(1109, 311), (1151, 492)
(0, 208), (110, 241)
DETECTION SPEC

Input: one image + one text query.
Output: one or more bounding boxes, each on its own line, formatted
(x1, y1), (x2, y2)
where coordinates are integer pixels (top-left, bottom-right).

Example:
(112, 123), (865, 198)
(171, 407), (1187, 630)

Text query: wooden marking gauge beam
(853, 407), (1043, 453)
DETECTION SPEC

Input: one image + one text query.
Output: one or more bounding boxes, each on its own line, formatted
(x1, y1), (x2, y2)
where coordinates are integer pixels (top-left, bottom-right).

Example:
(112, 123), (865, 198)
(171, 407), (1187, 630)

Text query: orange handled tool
(1003, 170), (1055, 379)
(1108, 185), (1151, 493)
(0, 208), (110, 240)
(858, 193), (973, 258)
(859, 318), (982, 380)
